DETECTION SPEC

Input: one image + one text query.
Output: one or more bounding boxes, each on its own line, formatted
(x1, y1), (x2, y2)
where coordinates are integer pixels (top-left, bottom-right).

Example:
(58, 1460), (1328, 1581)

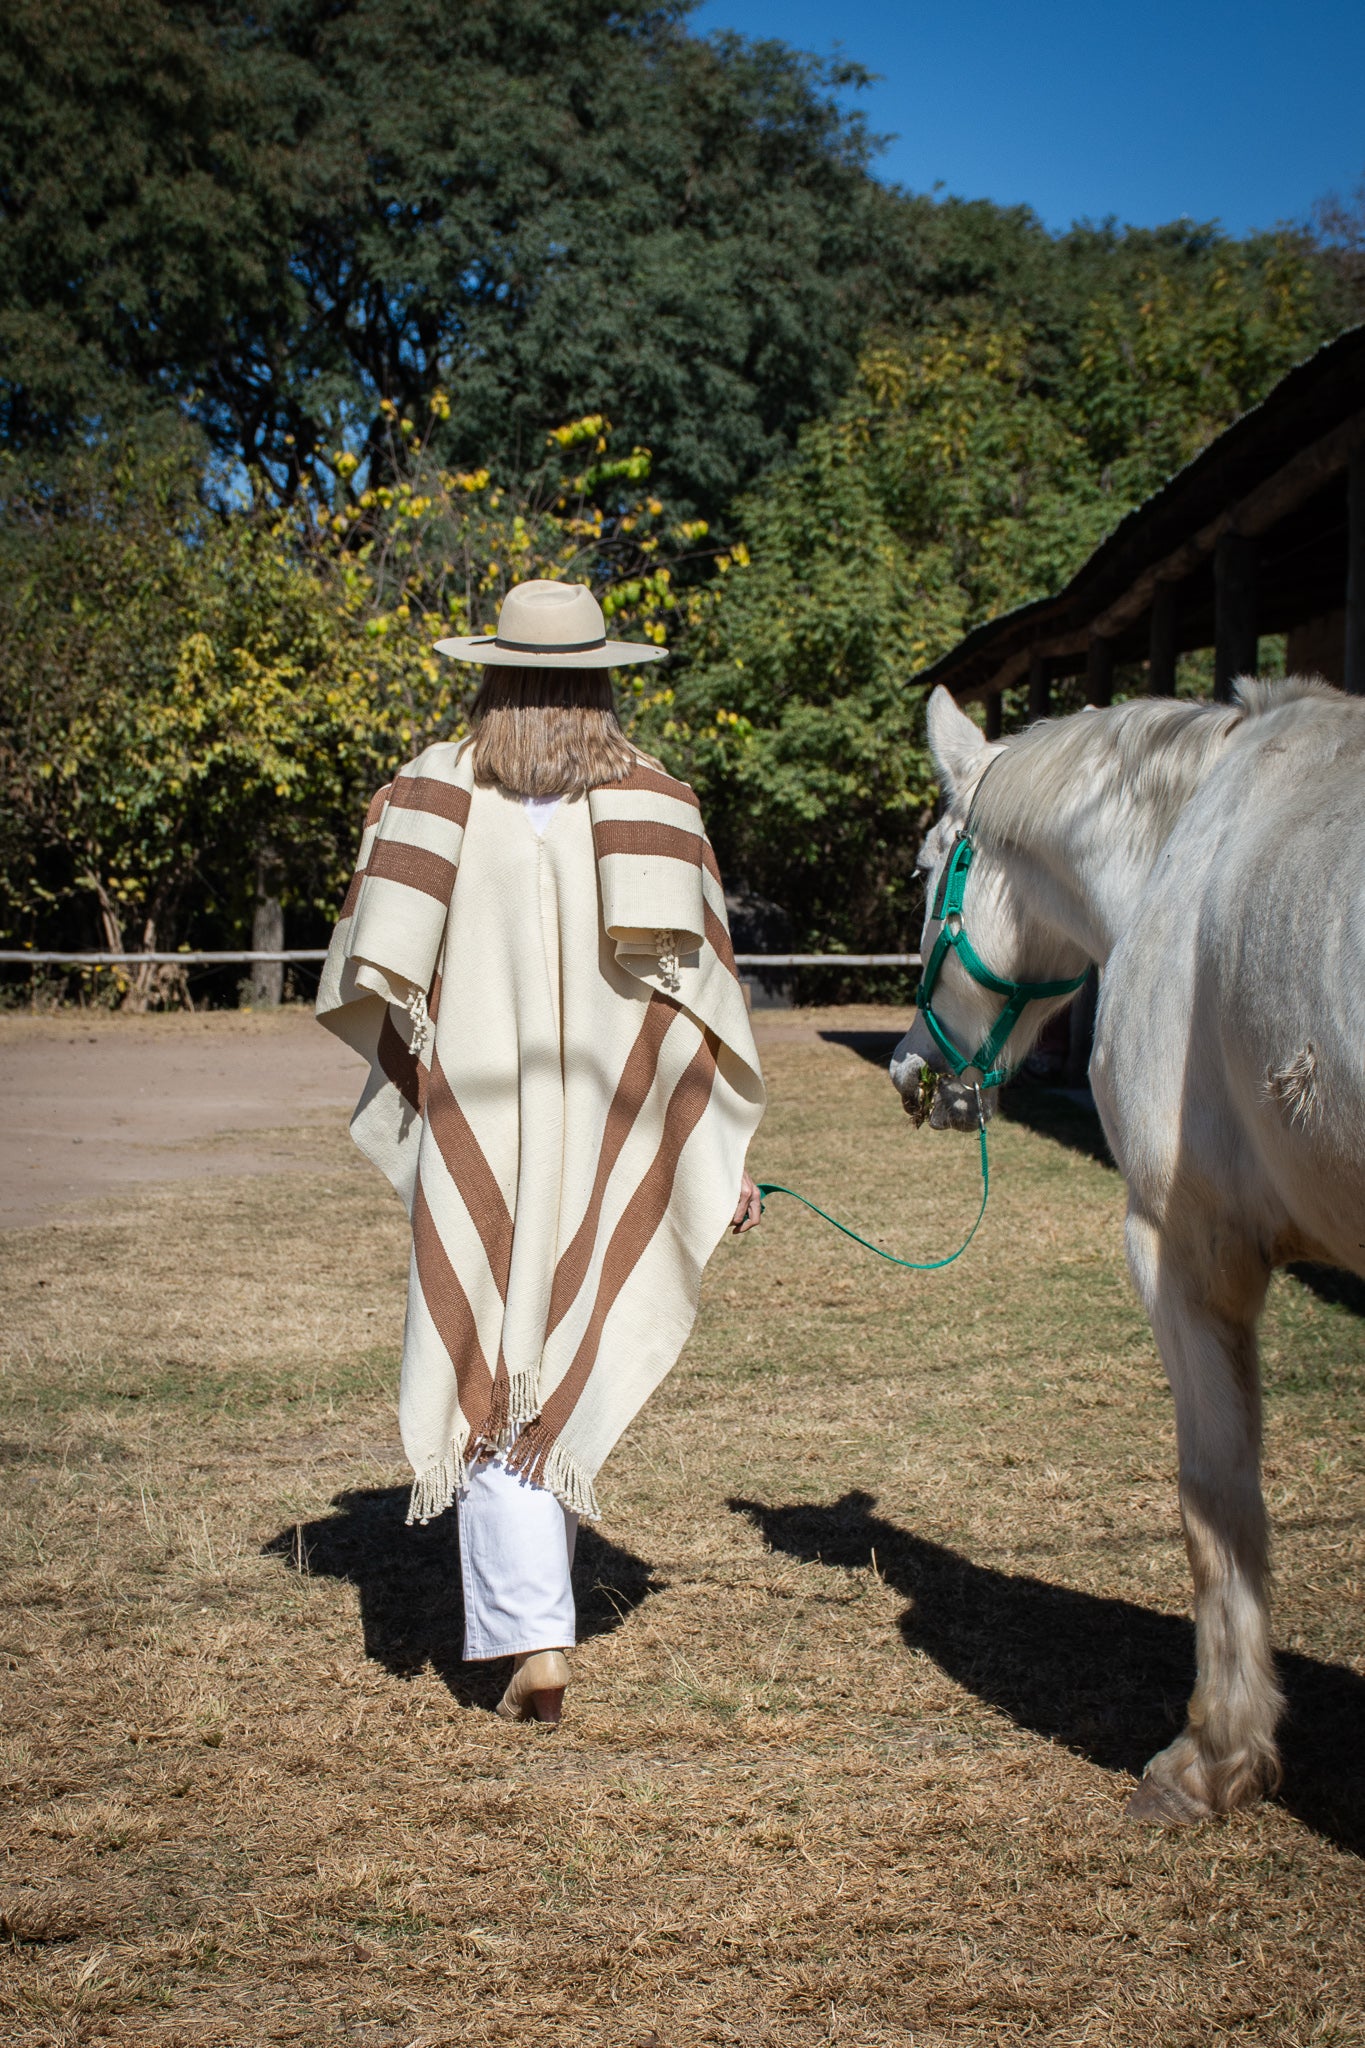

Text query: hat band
(492, 634), (608, 655)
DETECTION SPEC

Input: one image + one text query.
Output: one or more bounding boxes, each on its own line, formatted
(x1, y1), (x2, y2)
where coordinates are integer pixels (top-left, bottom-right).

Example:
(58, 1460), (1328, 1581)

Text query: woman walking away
(317, 579), (765, 1726)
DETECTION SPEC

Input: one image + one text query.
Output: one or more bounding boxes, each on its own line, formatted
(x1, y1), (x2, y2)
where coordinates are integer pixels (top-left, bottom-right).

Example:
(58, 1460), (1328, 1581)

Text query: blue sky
(690, 0), (1365, 238)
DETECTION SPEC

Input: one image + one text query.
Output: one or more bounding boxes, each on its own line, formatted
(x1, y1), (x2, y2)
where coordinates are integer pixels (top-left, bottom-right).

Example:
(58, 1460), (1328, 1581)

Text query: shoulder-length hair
(468, 665), (638, 797)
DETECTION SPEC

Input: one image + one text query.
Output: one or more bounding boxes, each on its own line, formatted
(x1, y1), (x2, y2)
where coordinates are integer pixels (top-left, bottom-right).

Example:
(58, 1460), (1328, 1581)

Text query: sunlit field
(1, 1008), (1361, 2046)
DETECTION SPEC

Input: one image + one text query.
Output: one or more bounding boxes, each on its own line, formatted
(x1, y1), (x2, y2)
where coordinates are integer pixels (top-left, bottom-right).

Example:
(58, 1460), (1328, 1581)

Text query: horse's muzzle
(889, 1040), (998, 1132)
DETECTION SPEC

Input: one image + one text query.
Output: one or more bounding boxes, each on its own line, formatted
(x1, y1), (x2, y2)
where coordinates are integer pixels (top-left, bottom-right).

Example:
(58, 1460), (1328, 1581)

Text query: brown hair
(468, 665), (639, 797)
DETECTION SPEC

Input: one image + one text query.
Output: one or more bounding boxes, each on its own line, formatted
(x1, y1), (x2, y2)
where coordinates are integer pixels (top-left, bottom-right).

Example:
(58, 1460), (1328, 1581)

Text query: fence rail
(0, 949), (920, 970)
(0, 951), (332, 965)
(735, 955), (920, 969)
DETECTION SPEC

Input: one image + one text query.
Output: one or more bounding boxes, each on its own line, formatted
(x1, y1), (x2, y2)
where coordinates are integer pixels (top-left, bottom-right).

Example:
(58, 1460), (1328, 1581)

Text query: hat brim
(433, 636), (667, 668)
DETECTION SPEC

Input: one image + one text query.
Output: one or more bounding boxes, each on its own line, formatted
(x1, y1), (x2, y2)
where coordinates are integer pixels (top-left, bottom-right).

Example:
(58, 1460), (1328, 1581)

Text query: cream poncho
(316, 742), (765, 1522)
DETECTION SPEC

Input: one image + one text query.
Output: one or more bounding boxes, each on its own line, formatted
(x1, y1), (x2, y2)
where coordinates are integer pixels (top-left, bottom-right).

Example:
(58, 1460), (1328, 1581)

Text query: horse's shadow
(1288, 1262), (1365, 1317)
(997, 1078), (1117, 1169)
(732, 1489), (1365, 1856)
(818, 1029), (904, 1067)
(265, 1487), (663, 1710)
(819, 1032), (1121, 1172)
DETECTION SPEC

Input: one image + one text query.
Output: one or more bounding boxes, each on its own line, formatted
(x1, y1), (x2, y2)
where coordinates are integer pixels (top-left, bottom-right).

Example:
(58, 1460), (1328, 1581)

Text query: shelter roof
(915, 321), (1365, 701)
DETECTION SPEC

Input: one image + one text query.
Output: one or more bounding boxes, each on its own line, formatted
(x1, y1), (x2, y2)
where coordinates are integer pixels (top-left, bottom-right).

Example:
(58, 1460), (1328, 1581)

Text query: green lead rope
(756, 1108), (990, 1274)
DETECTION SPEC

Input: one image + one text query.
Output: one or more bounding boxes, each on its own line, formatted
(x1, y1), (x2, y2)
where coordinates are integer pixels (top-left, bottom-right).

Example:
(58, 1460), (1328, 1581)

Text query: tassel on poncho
(316, 743), (765, 1522)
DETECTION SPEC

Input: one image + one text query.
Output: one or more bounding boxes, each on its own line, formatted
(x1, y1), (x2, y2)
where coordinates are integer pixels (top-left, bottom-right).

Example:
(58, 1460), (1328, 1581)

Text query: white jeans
(457, 801), (572, 1661)
(457, 1451), (578, 1661)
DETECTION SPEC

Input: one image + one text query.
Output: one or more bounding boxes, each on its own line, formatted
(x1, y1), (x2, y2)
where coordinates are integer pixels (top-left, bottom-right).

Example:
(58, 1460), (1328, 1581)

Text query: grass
(0, 1007), (1362, 2046)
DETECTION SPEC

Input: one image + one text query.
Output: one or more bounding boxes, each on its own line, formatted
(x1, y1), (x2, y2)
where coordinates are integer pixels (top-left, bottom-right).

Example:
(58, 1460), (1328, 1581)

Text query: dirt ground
(0, 1006), (882, 1233)
(0, 1007), (1362, 2046)
(0, 1011), (361, 1230)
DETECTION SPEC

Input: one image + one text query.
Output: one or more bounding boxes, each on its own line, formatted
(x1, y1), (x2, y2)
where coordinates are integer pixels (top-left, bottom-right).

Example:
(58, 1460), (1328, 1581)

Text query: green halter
(915, 834), (1088, 1091)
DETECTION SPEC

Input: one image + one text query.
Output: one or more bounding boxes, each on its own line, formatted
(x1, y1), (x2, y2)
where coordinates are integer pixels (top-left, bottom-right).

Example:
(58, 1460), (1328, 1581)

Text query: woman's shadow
(265, 1487), (662, 1711)
(732, 1490), (1365, 1856)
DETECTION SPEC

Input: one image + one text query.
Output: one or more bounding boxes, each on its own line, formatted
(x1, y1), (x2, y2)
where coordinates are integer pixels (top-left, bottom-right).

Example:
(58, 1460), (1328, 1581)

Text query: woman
(318, 579), (764, 1724)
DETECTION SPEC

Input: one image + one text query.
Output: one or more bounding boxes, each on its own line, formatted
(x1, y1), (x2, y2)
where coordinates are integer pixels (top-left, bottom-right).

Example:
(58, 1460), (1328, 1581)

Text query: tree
(0, 411), (701, 999)
(6, 2), (1347, 528)
(1065, 237), (1329, 500)
(1, 0), (919, 521)
(0, 436), (371, 1002)
(2, 2), (1355, 989)
(1311, 167), (1365, 326)
(0, 0), (302, 452)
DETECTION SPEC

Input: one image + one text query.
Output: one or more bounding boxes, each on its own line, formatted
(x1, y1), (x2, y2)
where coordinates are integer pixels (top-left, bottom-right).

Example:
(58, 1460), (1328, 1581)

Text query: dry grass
(1, 1007), (1362, 2047)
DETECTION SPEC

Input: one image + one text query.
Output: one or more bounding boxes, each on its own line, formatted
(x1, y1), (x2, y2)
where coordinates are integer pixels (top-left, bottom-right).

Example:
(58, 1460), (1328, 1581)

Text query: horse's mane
(971, 676), (1340, 860)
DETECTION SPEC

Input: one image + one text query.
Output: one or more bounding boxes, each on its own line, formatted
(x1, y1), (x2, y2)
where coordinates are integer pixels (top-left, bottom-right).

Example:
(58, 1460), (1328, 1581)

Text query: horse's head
(890, 687), (1090, 1132)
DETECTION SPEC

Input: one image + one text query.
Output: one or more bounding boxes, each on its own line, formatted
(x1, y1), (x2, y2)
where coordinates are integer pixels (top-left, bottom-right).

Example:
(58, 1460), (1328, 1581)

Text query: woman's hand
(731, 1170), (762, 1235)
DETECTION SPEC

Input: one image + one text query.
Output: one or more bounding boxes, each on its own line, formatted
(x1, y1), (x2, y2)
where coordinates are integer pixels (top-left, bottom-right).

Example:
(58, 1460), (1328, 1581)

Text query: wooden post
(1085, 635), (1115, 707)
(1214, 530), (1257, 701)
(1027, 651), (1050, 721)
(1346, 446), (1365, 696)
(985, 691), (1003, 741)
(1149, 581), (1178, 695)
(251, 845), (285, 1007)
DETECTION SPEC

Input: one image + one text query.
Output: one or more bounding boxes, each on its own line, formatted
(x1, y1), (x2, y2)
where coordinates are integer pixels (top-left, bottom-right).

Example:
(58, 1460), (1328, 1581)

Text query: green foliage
(324, 395), (708, 674)
(0, 438), (374, 983)
(0, 0), (301, 451)
(1068, 238), (1329, 496)
(650, 233), (1335, 953)
(0, 417), (699, 993)
(0, 0), (916, 521)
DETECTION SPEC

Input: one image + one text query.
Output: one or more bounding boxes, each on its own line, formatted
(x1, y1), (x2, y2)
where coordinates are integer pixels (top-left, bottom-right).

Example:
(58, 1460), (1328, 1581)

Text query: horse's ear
(926, 685), (988, 802)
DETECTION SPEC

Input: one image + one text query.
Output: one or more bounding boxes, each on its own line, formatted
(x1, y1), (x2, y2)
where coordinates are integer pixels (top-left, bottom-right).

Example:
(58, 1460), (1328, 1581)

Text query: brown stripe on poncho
(316, 742), (765, 1521)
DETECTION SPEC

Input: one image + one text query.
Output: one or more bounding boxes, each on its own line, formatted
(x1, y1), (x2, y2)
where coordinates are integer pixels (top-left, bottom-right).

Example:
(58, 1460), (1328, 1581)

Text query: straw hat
(434, 579), (666, 669)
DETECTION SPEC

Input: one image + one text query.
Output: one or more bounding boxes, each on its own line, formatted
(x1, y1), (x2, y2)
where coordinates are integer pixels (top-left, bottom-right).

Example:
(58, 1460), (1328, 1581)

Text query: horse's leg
(1123, 1208), (1283, 1823)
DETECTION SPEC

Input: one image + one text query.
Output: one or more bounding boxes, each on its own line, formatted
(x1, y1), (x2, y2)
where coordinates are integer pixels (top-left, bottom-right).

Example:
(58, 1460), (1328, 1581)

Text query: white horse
(891, 676), (1365, 1823)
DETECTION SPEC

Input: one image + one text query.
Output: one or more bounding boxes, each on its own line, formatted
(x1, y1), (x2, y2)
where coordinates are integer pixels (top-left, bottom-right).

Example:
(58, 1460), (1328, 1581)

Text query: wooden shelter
(914, 323), (1365, 730)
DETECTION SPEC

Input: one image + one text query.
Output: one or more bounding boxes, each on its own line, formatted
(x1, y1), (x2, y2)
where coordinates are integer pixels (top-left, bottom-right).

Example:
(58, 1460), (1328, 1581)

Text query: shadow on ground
(819, 1029), (904, 1069)
(732, 1489), (1365, 1857)
(996, 1078), (1117, 1169)
(820, 1031), (1119, 1172)
(265, 1487), (663, 1711)
(1289, 1263), (1365, 1317)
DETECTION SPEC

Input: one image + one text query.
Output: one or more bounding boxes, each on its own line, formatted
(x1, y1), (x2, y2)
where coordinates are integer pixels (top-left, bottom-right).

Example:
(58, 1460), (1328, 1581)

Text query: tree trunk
(251, 846), (285, 1008)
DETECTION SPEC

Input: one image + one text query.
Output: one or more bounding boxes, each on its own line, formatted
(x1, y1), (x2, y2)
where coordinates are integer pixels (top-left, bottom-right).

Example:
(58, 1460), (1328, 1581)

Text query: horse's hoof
(1125, 1773), (1209, 1826)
